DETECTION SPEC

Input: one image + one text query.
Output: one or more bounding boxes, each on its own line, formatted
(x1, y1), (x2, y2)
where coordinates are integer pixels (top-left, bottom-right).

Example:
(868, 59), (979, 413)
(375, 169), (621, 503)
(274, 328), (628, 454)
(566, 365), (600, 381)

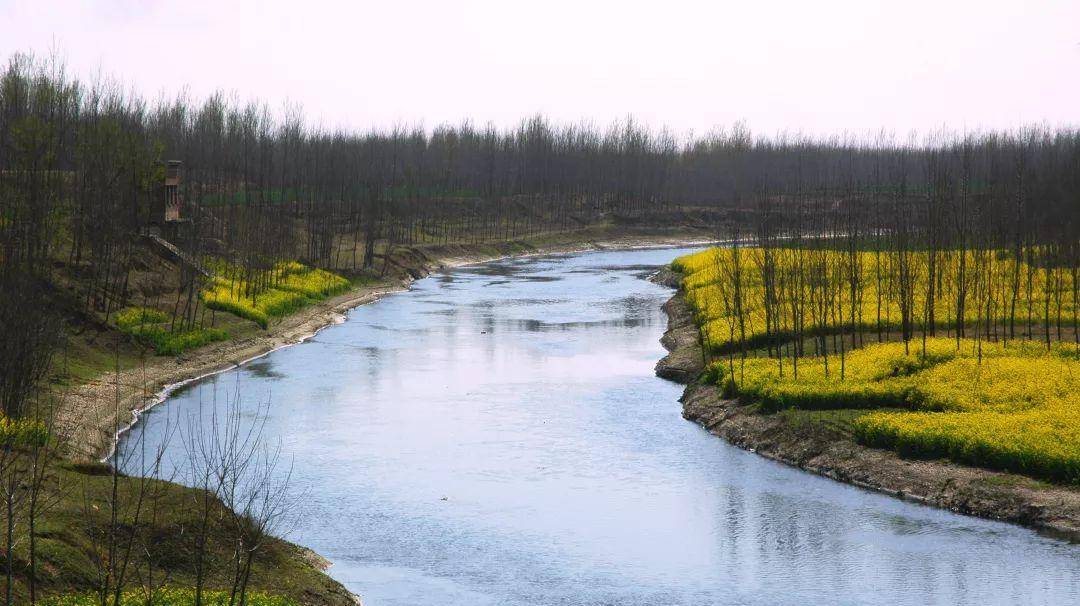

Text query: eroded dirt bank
(656, 284), (1080, 542)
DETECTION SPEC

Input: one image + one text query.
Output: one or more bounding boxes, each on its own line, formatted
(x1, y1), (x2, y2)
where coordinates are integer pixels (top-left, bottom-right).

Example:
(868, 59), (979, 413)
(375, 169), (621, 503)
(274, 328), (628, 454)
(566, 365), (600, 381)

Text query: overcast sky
(2, 0), (1078, 137)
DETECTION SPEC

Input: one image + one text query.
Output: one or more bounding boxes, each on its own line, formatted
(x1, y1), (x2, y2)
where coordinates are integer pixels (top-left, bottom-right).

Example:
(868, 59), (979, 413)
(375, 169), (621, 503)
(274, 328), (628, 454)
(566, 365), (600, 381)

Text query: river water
(118, 247), (1080, 606)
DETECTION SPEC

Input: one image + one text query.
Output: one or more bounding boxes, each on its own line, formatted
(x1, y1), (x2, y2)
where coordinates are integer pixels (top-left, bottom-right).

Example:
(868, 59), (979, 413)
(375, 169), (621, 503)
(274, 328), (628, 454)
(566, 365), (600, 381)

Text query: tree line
(0, 50), (1077, 409)
(0, 48), (1078, 604)
(682, 132), (1078, 385)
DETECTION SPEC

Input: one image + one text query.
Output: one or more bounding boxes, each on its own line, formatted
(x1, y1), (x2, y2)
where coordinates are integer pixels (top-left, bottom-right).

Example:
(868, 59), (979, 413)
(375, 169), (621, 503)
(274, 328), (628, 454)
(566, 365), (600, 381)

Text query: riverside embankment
(654, 271), (1080, 541)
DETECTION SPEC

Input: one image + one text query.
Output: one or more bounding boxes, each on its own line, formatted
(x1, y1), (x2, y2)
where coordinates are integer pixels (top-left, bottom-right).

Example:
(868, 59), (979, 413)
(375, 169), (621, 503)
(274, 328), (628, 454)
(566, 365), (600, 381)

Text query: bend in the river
(119, 248), (1080, 606)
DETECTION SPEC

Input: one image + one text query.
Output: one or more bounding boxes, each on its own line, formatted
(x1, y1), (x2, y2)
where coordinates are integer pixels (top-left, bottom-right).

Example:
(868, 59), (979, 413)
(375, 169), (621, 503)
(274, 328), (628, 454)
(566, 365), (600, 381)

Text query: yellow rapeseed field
(0, 415), (49, 447)
(201, 260), (351, 329)
(706, 337), (1080, 483)
(679, 246), (1080, 484)
(674, 247), (1078, 354)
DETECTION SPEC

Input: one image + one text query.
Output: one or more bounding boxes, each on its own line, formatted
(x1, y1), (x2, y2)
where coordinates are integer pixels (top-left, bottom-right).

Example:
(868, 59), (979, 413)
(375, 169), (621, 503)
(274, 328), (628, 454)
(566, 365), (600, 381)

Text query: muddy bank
(652, 287), (704, 383)
(656, 282), (1080, 542)
(59, 228), (715, 462)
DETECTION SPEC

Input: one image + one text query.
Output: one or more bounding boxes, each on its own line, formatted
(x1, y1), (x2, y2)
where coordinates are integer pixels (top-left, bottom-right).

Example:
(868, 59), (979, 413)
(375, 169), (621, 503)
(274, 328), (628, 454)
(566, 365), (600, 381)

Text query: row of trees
(0, 51), (1076, 408)
(0, 48), (1077, 604)
(698, 135), (1078, 382)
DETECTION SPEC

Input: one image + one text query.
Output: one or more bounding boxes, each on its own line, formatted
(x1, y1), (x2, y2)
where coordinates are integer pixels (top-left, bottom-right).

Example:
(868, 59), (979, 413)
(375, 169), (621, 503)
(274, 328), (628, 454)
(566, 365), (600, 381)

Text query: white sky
(2, 0), (1078, 137)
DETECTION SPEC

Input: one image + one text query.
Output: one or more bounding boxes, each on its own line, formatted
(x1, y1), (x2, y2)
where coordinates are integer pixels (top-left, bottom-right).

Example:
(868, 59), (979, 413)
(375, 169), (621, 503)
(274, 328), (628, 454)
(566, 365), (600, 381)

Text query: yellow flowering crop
(706, 338), (1080, 483)
(0, 415), (49, 447)
(201, 260), (351, 329)
(674, 247), (1077, 354)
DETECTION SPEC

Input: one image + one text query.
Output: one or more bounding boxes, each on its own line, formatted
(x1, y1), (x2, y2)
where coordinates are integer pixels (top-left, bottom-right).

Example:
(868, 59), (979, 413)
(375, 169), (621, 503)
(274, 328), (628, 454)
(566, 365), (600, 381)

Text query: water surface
(120, 247), (1080, 606)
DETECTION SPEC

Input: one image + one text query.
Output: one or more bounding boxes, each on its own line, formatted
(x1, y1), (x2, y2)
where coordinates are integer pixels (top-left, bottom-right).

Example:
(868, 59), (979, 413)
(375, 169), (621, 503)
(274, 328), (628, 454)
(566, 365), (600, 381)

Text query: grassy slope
(12, 460), (353, 605)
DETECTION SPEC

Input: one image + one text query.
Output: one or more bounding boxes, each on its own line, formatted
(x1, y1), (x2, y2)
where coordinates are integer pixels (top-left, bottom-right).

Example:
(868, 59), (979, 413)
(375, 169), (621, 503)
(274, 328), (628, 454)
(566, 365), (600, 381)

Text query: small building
(145, 160), (190, 239)
(162, 160), (183, 222)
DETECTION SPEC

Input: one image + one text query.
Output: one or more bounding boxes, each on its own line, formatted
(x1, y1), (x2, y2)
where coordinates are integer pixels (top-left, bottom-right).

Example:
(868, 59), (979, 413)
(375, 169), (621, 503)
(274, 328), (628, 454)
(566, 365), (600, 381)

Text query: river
(117, 247), (1080, 606)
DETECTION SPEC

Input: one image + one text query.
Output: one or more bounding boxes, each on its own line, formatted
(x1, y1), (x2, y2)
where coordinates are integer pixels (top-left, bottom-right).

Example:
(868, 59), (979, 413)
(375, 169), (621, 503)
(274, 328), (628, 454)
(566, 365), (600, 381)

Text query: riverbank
(59, 226), (715, 463)
(655, 278), (1080, 542)
(38, 229), (713, 606)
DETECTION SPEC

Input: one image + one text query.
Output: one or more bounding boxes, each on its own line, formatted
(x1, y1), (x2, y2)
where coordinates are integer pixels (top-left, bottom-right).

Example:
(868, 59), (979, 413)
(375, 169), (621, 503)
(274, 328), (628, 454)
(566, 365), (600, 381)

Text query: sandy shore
(655, 284), (1080, 541)
(58, 231), (714, 461)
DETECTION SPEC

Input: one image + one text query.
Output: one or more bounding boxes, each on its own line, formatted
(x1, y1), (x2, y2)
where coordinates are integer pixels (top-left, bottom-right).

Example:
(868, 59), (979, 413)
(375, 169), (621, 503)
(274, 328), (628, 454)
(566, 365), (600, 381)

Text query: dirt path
(59, 231), (714, 461)
(657, 284), (1080, 541)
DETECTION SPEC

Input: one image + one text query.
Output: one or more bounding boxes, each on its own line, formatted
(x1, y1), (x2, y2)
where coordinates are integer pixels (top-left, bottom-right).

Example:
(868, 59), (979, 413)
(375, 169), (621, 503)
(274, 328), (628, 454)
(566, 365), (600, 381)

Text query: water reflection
(244, 360), (285, 380)
(119, 247), (1080, 606)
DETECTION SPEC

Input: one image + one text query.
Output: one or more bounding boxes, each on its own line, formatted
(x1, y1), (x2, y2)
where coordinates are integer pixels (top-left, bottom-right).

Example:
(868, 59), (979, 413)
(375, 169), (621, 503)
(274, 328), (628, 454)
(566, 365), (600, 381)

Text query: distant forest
(0, 52), (1078, 406)
(3, 53), (1077, 264)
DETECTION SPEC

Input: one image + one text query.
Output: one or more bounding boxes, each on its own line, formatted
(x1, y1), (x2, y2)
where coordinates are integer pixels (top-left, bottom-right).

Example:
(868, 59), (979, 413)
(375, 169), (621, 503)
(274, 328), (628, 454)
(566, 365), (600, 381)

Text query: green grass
(773, 407), (876, 437)
(6, 459), (349, 605)
(114, 307), (229, 356)
(48, 328), (141, 388)
(978, 474), (1053, 490)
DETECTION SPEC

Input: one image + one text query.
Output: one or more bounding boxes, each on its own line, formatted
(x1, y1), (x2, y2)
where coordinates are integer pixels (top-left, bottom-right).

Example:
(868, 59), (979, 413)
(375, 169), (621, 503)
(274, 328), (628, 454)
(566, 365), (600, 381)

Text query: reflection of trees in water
(596, 265), (664, 272)
(245, 360), (286, 380)
(470, 298), (568, 308)
(614, 295), (657, 318)
(501, 317), (653, 333)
